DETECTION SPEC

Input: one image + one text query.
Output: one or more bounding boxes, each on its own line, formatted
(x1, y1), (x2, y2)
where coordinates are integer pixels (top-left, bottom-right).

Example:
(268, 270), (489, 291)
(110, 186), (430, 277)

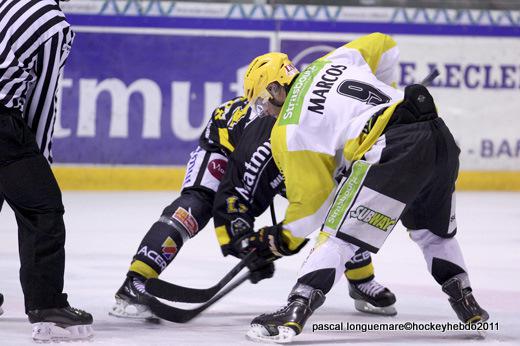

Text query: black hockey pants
(0, 106), (68, 312)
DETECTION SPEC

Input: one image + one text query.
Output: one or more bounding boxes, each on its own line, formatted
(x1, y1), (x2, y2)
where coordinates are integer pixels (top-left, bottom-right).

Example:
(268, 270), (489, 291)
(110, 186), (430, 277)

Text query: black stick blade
(149, 273), (250, 323)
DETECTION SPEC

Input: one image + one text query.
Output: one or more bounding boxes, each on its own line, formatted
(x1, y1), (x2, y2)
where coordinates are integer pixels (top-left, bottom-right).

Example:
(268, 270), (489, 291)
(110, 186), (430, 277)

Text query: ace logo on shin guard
(137, 246), (168, 270)
(161, 237), (178, 260)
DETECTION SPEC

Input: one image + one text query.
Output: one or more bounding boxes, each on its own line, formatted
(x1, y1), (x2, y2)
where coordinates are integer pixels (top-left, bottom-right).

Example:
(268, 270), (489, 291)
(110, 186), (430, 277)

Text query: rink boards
(52, 5), (520, 190)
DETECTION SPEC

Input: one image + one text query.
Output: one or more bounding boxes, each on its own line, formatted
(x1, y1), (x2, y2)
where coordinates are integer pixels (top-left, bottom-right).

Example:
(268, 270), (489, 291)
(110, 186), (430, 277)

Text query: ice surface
(1, 191), (519, 345)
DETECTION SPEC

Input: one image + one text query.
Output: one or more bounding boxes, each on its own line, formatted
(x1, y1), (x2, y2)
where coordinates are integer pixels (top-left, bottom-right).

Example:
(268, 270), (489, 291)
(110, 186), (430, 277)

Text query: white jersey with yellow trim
(272, 33), (404, 240)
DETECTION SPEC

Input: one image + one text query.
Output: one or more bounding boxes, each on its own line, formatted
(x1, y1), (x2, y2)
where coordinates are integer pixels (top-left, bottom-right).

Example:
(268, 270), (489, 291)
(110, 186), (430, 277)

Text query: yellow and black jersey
(213, 114), (284, 250)
(199, 96), (253, 156)
(195, 96), (285, 249)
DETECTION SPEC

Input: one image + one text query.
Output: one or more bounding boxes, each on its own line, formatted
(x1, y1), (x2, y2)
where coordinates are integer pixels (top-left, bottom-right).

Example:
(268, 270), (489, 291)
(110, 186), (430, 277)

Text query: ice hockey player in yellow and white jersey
(239, 32), (489, 343)
(263, 34), (403, 242)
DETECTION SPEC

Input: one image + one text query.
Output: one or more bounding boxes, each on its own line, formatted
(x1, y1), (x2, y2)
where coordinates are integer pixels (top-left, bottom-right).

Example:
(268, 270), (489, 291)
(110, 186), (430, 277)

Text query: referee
(0, 0), (93, 341)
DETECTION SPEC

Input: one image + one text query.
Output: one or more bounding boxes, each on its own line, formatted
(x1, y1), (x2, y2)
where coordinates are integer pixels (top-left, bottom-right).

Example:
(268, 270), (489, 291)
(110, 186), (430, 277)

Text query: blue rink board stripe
(67, 14), (520, 37)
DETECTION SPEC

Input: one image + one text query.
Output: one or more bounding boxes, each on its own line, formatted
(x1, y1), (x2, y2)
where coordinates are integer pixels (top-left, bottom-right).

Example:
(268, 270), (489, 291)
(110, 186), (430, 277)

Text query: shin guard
(129, 220), (189, 279)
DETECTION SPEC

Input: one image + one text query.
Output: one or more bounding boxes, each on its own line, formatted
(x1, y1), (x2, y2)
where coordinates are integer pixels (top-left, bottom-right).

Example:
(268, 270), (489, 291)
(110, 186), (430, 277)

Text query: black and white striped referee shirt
(0, 0), (74, 161)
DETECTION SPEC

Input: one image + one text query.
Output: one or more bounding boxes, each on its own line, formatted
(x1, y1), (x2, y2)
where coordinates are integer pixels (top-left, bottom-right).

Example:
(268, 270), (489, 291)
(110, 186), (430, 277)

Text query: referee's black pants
(0, 107), (68, 313)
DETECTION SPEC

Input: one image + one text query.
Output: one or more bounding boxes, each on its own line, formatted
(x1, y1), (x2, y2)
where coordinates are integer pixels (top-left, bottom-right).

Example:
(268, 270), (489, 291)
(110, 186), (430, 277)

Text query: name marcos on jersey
(308, 64), (347, 115)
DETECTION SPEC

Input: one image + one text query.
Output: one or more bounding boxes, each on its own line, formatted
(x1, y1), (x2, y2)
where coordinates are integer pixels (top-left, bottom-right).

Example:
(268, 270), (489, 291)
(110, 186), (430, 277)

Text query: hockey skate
(442, 275), (489, 324)
(110, 276), (160, 323)
(0, 293), (3, 316)
(28, 306), (93, 342)
(349, 279), (397, 316)
(247, 284), (325, 343)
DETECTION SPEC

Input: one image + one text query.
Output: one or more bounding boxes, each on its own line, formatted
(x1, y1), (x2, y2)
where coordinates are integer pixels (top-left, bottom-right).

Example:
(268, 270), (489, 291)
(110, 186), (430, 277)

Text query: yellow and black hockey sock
(344, 249), (375, 284)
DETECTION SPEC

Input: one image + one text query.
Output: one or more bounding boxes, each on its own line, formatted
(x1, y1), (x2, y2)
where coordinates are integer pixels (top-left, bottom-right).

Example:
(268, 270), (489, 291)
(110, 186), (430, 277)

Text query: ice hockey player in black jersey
(111, 97), (253, 321)
(111, 97), (396, 321)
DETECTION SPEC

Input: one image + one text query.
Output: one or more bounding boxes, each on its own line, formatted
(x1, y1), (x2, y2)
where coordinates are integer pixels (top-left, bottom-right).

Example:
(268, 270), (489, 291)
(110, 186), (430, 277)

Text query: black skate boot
(247, 283), (325, 343)
(28, 305), (93, 342)
(110, 276), (160, 322)
(349, 279), (397, 316)
(442, 275), (489, 324)
(0, 293), (3, 316)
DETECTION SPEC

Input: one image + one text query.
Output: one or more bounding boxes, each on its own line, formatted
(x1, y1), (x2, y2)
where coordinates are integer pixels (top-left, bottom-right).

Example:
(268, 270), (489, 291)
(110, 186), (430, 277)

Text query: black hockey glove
(248, 223), (308, 260)
(247, 258), (275, 284)
(226, 231), (276, 284)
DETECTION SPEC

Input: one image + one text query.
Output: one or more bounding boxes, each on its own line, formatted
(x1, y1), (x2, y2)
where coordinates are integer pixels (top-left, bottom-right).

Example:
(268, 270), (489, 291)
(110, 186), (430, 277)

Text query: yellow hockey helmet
(244, 52), (299, 116)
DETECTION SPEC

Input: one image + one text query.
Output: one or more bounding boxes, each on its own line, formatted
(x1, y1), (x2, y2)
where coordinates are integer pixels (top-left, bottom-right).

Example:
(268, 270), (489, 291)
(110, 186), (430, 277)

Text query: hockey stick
(269, 201), (277, 225)
(420, 68), (440, 87)
(145, 251), (253, 303)
(148, 272), (250, 323)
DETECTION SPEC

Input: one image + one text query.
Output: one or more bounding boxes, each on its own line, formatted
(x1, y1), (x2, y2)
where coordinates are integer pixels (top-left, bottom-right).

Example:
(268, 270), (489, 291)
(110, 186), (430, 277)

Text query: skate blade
(472, 319), (488, 340)
(354, 300), (397, 316)
(246, 324), (296, 344)
(109, 298), (160, 323)
(0, 306), (3, 316)
(32, 322), (94, 342)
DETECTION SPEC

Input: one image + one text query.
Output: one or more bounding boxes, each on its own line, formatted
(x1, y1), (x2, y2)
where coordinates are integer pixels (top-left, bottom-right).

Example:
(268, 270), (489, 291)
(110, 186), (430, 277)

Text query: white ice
(0, 191), (519, 345)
